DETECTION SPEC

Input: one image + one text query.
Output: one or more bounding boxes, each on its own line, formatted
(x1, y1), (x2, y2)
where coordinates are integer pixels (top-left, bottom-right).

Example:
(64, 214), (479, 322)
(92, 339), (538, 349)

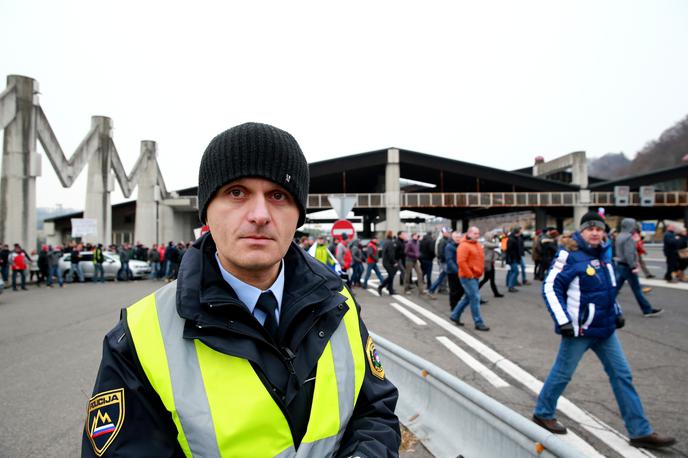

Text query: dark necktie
(255, 291), (279, 337)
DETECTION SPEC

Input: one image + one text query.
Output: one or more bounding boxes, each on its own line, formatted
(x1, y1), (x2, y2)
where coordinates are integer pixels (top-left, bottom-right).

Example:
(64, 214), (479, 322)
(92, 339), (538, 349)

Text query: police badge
(86, 388), (125, 456)
(366, 336), (385, 380)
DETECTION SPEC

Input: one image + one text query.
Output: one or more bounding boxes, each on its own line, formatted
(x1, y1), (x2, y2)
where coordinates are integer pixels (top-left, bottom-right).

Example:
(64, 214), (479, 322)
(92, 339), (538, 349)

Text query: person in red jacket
(450, 227), (489, 331)
(10, 244), (29, 291)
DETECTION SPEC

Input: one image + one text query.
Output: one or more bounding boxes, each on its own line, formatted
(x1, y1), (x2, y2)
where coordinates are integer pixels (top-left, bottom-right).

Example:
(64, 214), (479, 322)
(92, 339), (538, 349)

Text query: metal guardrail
(306, 191), (688, 209)
(371, 333), (587, 458)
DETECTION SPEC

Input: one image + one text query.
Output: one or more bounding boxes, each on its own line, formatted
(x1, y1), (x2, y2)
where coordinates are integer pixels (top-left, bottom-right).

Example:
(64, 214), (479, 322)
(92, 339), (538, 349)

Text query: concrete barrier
(372, 333), (589, 458)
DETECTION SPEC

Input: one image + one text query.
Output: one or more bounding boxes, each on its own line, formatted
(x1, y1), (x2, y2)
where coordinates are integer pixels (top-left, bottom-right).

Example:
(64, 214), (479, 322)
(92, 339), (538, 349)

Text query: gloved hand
(559, 321), (575, 337)
(615, 315), (625, 329)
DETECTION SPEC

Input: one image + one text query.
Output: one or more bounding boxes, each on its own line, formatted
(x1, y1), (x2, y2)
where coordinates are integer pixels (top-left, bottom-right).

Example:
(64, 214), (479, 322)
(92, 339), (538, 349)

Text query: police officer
(83, 123), (401, 457)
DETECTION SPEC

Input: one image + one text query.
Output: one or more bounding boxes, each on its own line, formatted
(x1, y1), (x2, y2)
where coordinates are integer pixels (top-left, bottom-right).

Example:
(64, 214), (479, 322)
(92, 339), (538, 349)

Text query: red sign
(331, 219), (356, 241)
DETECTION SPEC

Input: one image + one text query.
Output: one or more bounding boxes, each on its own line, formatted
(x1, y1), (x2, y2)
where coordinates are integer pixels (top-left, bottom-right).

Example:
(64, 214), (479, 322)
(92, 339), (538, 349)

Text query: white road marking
(390, 302), (427, 325)
(391, 294), (656, 458)
(436, 336), (509, 388)
(366, 287), (380, 297)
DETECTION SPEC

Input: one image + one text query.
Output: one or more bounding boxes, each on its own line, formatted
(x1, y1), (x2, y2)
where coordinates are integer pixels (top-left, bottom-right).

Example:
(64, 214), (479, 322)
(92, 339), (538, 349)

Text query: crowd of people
(0, 240), (196, 291)
(300, 218), (687, 333)
(300, 213), (681, 449)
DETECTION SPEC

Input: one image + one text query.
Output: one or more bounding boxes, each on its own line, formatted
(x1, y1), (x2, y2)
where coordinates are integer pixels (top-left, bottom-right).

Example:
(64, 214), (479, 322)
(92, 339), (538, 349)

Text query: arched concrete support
(385, 148), (401, 234)
(83, 116), (114, 245)
(0, 75), (40, 250)
(134, 141), (159, 246)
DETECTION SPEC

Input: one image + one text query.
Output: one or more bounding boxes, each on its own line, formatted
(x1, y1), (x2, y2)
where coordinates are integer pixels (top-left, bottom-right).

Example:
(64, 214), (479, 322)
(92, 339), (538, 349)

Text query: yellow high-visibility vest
(126, 282), (365, 458)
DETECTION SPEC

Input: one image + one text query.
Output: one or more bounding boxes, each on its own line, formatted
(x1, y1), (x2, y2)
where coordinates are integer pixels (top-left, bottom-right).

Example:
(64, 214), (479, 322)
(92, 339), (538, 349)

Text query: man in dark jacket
(394, 231), (407, 286)
(444, 231), (464, 310)
(615, 218), (662, 317)
(533, 212), (675, 450)
(378, 230), (398, 295)
(506, 227), (522, 292)
(419, 232), (435, 290)
(663, 224), (681, 282)
(83, 123), (400, 457)
(0, 243), (10, 282)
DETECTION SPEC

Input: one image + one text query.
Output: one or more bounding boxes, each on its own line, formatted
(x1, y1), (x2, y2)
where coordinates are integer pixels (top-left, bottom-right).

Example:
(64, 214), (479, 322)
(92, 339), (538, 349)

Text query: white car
(59, 251), (151, 281)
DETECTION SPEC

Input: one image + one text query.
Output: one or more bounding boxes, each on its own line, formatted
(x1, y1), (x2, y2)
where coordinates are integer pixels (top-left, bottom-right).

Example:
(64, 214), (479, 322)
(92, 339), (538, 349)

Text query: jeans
(118, 263), (132, 281)
(350, 262), (364, 286)
(429, 263), (447, 293)
(615, 264), (653, 314)
(519, 258), (527, 282)
(94, 263), (105, 283)
(420, 259), (434, 290)
(47, 264), (63, 287)
(149, 262), (160, 279)
(363, 262), (384, 289)
(446, 273), (464, 311)
(1, 264), (9, 282)
(506, 261), (520, 288)
(12, 269), (26, 290)
(450, 278), (484, 325)
(534, 333), (652, 438)
(69, 263), (85, 283)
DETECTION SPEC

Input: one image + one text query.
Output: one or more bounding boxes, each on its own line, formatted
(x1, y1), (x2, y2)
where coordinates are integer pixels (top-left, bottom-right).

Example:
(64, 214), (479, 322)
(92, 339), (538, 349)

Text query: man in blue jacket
(532, 211), (675, 450)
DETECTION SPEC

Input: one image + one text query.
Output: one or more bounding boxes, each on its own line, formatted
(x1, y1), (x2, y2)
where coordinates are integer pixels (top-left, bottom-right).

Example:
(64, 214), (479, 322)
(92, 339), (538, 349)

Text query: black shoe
(474, 323), (490, 331)
(450, 317), (464, 327)
(480, 299), (488, 305)
(377, 284), (384, 295)
(643, 308), (664, 317)
(495, 293), (504, 298)
(532, 415), (567, 434)
(647, 274), (656, 279)
(630, 432), (676, 449)
(508, 287), (519, 292)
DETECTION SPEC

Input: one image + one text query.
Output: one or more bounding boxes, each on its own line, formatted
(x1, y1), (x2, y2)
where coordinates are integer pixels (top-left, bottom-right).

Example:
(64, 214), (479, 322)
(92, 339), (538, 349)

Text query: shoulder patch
(366, 336), (385, 380)
(86, 388), (125, 456)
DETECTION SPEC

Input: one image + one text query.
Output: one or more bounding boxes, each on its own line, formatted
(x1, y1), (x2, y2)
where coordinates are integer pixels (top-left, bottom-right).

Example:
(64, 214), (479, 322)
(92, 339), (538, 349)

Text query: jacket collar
(176, 233), (345, 331)
(572, 231), (608, 257)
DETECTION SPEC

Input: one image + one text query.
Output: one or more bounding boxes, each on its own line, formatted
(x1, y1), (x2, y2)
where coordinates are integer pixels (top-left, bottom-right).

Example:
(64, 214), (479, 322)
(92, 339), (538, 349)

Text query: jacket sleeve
(82, 319), (184, 457)
(336, 308), (401, 458)
(456, 244), (469, 277)
(541, 249), (577, 329)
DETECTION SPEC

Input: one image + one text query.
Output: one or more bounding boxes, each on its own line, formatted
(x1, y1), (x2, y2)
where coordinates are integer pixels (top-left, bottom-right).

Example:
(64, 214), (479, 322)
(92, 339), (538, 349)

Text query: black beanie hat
(579, 211), (606, 231)
(197, 123), (310, 226)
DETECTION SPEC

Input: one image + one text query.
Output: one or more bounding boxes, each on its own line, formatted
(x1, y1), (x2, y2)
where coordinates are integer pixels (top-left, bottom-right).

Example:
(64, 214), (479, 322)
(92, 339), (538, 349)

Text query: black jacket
(506, 234), (522, 263)
(83, 233), (400, 457)
(381, 238), (397, 268)
(419, 235), (435, 261)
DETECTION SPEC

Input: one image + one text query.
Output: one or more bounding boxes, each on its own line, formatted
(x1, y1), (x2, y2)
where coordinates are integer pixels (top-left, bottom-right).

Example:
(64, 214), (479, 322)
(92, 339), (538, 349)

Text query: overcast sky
(2, 0), (687, 209)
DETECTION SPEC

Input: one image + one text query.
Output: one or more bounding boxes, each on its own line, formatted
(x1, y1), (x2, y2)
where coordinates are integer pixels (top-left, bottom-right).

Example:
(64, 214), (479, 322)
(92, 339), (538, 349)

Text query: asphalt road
(0, 245), (684, 457)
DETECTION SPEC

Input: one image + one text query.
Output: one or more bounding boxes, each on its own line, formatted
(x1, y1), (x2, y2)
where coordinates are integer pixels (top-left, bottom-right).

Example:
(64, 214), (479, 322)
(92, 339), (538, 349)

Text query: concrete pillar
(159, 203), (176, 245)
(535, 209), (548, 230)
(83, 116), (114, 245)
(556, 217), (564, 234)
(384, 148), (401, 234)
(573, 189), (591, 230)
(0, 75), (40, 250)
(134, 141), (159, 246)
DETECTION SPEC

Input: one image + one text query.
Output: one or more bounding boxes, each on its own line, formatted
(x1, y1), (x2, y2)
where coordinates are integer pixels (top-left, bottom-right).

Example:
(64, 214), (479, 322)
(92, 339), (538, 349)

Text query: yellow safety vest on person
(126, 283), (366, 458)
